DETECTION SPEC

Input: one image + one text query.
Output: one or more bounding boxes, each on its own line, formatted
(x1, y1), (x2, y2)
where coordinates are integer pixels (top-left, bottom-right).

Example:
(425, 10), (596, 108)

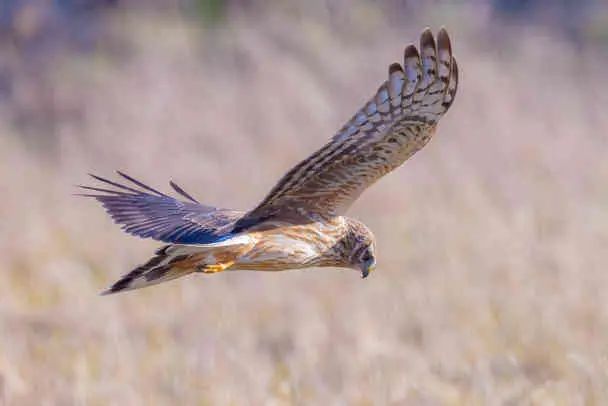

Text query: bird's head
(344, 219), (376, 278)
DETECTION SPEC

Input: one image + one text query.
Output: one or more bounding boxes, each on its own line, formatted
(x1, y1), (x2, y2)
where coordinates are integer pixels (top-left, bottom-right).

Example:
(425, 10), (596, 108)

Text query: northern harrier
(81, 28), (459, 294)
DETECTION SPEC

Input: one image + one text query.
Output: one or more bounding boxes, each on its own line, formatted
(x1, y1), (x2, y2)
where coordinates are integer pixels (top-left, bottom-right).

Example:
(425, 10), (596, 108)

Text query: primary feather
(236, 28), (458, 228)
(79, 171), (243, 244)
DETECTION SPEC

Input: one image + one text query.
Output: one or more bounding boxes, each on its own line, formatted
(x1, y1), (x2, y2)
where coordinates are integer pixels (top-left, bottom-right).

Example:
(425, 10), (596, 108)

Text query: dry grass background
(1, 2), (608, 405)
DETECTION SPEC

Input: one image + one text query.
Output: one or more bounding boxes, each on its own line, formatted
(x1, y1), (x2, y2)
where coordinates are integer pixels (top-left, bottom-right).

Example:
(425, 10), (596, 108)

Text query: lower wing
(78, 171), (244, 244)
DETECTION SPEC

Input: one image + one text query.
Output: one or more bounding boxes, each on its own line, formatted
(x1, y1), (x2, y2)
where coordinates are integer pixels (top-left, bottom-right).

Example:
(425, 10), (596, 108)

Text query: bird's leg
(197, 261), (235, 274)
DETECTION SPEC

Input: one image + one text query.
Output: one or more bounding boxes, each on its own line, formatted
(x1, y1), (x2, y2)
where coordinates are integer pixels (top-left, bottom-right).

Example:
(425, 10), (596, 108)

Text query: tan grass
(1, 5), (608, 405)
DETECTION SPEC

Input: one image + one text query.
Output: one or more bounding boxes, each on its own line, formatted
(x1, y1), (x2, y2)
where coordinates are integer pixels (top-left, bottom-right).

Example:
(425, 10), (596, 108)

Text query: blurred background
(1, 0), (608, 404)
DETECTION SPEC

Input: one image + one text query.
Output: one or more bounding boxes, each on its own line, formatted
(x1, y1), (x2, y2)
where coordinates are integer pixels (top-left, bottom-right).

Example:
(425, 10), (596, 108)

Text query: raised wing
(236, 28), (458, 229)
(79, 171), (244, 244)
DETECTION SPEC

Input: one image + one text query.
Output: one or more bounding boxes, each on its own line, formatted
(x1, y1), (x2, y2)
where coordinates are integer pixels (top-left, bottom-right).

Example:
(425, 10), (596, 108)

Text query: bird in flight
(80, 28), (459, 295)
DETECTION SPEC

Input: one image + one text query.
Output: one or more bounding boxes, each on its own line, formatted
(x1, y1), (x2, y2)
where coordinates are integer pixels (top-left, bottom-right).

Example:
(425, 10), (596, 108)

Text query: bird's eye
(361, 250), (371, 262)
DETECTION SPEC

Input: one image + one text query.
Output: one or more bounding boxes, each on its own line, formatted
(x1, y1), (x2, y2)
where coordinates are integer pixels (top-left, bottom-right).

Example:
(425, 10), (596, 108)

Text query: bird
(80, 28), (459, 295)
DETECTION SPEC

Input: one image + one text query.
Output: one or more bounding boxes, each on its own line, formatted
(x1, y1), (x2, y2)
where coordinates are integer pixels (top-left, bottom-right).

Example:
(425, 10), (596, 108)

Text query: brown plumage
(81, 28), (459, 294)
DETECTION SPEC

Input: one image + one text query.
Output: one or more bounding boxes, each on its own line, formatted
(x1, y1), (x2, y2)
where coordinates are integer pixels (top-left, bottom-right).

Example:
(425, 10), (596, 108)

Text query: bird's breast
(232, 220), (347, 271)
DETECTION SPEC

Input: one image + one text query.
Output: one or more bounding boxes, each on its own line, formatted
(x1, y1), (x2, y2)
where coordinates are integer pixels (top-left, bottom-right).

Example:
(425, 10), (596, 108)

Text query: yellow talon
(200, 261), (234, 273)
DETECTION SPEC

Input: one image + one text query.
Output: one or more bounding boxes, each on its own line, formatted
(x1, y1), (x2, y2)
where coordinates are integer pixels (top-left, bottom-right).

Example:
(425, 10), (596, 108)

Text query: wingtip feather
(419, 28), (436, 53)
(169, 180), (200, 203)
(388, 62), (403, 75)
(404, 44), (420, 61)
(436, 28), (451, 51)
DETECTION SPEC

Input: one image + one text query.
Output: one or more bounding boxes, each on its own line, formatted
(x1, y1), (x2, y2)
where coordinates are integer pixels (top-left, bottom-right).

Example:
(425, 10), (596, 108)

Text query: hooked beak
(361, 259), (375, 279)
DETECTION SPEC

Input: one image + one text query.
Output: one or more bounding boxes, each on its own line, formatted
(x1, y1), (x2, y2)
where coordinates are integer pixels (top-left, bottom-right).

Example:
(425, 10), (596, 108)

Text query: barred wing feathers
(238, 28), (458, 227)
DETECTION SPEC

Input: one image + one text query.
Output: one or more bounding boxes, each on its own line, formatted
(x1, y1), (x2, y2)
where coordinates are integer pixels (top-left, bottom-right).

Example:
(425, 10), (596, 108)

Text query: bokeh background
(1, 0), (608, 404)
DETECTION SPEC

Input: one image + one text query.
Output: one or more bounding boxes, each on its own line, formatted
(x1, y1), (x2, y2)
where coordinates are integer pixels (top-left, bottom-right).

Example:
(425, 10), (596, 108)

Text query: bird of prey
(80, 28), (459, 295)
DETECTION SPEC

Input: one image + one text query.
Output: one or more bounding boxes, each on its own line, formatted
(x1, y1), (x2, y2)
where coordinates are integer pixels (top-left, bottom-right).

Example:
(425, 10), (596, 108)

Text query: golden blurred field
(1, 2), (608, 405)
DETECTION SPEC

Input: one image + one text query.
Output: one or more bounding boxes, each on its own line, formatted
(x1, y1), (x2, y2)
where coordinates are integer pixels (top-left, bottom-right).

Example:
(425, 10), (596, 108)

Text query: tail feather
(102, 235), (256, 295)
(101, 245), (196, 295)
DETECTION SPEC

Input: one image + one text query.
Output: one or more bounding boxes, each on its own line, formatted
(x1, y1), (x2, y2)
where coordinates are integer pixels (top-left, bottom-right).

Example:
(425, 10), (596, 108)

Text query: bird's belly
(232, 234), (321, 271)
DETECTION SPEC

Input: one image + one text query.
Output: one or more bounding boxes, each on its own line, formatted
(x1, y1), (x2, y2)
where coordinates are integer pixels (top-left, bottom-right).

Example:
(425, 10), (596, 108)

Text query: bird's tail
(102, 236), (254, 295)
